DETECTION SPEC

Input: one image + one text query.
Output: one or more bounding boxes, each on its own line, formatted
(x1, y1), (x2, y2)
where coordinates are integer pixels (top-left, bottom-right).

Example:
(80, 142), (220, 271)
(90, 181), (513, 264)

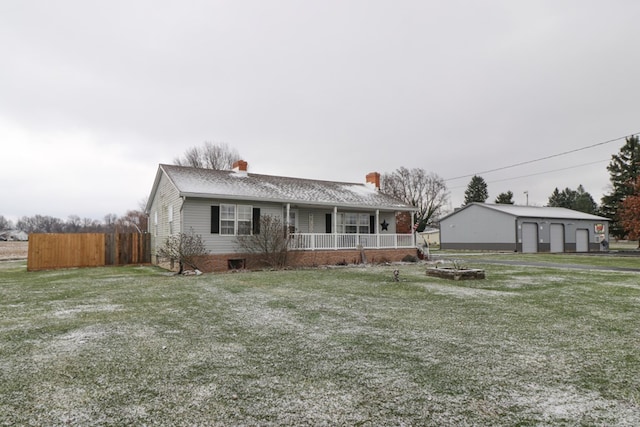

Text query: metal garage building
(440, 203), (610, 253)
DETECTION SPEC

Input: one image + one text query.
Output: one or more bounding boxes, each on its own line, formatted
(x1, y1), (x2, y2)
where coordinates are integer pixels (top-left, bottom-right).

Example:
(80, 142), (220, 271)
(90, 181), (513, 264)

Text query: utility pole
(524, 191), (529, 206)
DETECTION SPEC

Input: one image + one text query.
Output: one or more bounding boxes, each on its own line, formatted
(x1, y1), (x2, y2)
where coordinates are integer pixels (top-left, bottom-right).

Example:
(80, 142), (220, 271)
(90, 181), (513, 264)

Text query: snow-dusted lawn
(1, 259), (639, 425)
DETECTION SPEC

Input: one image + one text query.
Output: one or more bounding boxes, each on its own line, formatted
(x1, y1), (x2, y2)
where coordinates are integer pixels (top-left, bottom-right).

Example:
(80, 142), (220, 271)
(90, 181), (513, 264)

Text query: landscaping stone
(426, 267), (485, 280)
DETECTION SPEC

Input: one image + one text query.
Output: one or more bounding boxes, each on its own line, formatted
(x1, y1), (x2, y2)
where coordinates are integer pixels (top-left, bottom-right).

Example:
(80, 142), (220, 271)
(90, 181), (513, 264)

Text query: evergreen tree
(548, 185), (597, 214)
(548, 187), (573, 208)
(601, 135), (640, 238)
(464, 175), (488, 205)
(573, 185), (597, 214)
(495, 191), (514, 204)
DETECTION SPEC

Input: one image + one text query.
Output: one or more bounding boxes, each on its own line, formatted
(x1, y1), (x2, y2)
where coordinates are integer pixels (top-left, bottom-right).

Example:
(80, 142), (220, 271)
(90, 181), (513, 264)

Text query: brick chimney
(232, 160), (248, 172)
(366, 172), (380, 189)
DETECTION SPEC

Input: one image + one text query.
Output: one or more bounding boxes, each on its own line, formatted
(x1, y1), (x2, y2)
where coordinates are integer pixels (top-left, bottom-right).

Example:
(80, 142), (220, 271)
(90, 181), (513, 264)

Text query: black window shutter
(370, 215), (375, 234)
(211, 206), (220, 234)
(325, 214), (332, 233)
(252, 208), (260, 234)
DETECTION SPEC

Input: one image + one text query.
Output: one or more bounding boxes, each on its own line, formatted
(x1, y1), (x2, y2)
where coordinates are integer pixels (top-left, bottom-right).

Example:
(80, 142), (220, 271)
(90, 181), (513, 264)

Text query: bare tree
(174, 142), (241, 170)
(116, 210), (148, 233)
(82, 217), (102, 232)
(157, 229), (208, 274)
(236, 215), (291, 269)
(11, 205), (149, 234)
(16, 215), (64, 233)
(64, 215), (82, 232)
(0, 215), (13, 231)
(103, 213), (118, 233)
(381, 167), (449, 229)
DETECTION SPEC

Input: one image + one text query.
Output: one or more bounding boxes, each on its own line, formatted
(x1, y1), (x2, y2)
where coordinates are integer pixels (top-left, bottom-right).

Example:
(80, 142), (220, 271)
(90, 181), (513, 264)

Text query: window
(237, 205), (252, 235)
(220, 204), (253, 235)
(287, 210), (298, 233)
(220, 204), (236, 235)
(337, 212), (370, 234)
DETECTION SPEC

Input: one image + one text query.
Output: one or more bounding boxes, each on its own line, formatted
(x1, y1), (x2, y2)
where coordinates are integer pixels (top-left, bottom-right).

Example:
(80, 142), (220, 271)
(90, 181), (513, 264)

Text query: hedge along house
(145, 161), (418, 271)
(439, 203), (610, 253)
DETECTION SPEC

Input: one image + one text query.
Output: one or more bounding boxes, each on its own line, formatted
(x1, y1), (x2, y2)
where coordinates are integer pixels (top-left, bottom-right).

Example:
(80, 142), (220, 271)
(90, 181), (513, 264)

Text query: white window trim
(220, 203), (253, 235)
(337, 212), (370, 234)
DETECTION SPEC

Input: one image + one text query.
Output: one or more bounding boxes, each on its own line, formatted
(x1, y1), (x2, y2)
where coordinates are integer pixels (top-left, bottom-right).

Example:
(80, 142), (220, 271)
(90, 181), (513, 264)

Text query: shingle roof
(442, 203), (609, 221)
(158, 164), (414, 210)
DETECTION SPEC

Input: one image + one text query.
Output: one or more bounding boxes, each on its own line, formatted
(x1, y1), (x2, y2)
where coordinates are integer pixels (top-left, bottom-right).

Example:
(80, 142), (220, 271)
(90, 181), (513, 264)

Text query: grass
(1, 257), (639, 426)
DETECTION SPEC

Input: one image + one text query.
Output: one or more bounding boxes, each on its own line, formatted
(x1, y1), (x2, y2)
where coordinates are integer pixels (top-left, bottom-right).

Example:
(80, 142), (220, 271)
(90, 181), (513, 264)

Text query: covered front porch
(281, 202), (417, 251)
(288, 232), (415, 250)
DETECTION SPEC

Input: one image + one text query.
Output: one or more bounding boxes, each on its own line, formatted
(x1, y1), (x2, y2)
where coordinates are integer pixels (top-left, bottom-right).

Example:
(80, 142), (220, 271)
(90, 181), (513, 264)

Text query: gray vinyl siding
(182, 199), (402, 254)
(377, 212), (397, 234)
(148, 173), (183, 258)
(292, 208), (396, 234)
(182, 198), (283, 254)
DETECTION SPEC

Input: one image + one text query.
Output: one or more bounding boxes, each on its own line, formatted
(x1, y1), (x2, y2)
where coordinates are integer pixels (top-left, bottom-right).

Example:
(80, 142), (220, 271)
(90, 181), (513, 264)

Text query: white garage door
(550, 224), (564, 253)
(576, 229), (589, 252)
(522, 222), (538, 253)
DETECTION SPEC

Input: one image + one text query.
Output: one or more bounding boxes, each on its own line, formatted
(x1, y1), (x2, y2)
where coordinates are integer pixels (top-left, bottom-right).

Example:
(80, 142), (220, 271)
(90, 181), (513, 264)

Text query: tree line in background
(3, 136), (640, 242)
(0, 210), (147, 235)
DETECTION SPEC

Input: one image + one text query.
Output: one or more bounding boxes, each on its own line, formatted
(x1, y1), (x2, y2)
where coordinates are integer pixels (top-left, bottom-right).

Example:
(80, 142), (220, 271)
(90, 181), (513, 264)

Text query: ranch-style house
(145, 161), (418, 271)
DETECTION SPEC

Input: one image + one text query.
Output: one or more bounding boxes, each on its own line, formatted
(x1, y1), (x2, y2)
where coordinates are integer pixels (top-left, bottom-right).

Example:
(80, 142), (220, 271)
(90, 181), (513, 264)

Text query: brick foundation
(157, 248), (418, 273)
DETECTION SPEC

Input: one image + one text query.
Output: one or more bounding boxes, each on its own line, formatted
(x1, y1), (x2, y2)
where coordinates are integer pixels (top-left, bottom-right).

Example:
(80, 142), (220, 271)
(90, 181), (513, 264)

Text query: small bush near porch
(1, 259), (639, 425)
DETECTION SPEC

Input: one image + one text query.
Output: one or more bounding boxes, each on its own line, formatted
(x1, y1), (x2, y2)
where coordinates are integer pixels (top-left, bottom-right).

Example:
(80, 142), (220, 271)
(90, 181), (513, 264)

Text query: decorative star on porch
(380, 220), (389, 231)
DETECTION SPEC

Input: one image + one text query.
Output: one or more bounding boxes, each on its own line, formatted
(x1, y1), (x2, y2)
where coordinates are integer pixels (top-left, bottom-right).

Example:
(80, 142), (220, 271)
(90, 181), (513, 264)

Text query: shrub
(236, 215), (291, 269)
(157, 229), (208, 274)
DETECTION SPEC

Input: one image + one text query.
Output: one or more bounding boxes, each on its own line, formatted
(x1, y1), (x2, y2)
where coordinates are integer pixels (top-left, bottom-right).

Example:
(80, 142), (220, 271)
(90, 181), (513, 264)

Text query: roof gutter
(178, 192), (417, 211)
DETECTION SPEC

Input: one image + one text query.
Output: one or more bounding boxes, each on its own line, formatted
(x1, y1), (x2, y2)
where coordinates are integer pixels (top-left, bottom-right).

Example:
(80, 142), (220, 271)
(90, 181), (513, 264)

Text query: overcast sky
(2, 1), (639, 223)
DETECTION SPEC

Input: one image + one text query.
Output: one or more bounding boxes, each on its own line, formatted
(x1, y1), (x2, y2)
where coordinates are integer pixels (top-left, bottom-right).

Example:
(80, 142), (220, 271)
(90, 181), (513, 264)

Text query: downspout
(181, 196), (186, 235)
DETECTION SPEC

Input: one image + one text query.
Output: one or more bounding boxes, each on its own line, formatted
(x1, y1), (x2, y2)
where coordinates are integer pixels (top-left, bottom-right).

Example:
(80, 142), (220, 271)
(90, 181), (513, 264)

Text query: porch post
(286, 203), (291, 236)
(376, 209), (380, 248)
(412, 211), (416, 247)
(333, 206), (338, 249)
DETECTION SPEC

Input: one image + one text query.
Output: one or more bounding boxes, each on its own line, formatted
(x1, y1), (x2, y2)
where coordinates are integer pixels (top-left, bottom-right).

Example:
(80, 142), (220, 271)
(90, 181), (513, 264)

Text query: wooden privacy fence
(27, 233), (151, 271)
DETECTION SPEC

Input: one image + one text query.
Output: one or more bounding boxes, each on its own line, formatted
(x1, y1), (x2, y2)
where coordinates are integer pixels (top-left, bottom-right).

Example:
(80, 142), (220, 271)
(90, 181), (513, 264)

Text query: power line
(444, 132), (638, 182)
(448, 159), (609, 189)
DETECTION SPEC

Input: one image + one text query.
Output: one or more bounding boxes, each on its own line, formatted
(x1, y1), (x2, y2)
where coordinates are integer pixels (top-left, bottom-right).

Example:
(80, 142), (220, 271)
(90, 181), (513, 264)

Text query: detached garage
(440, 203), (610, 253)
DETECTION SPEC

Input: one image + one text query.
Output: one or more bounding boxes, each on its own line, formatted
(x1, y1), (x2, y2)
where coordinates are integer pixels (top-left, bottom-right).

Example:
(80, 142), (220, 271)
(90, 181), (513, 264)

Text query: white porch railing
(288, 233), (415, 250)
